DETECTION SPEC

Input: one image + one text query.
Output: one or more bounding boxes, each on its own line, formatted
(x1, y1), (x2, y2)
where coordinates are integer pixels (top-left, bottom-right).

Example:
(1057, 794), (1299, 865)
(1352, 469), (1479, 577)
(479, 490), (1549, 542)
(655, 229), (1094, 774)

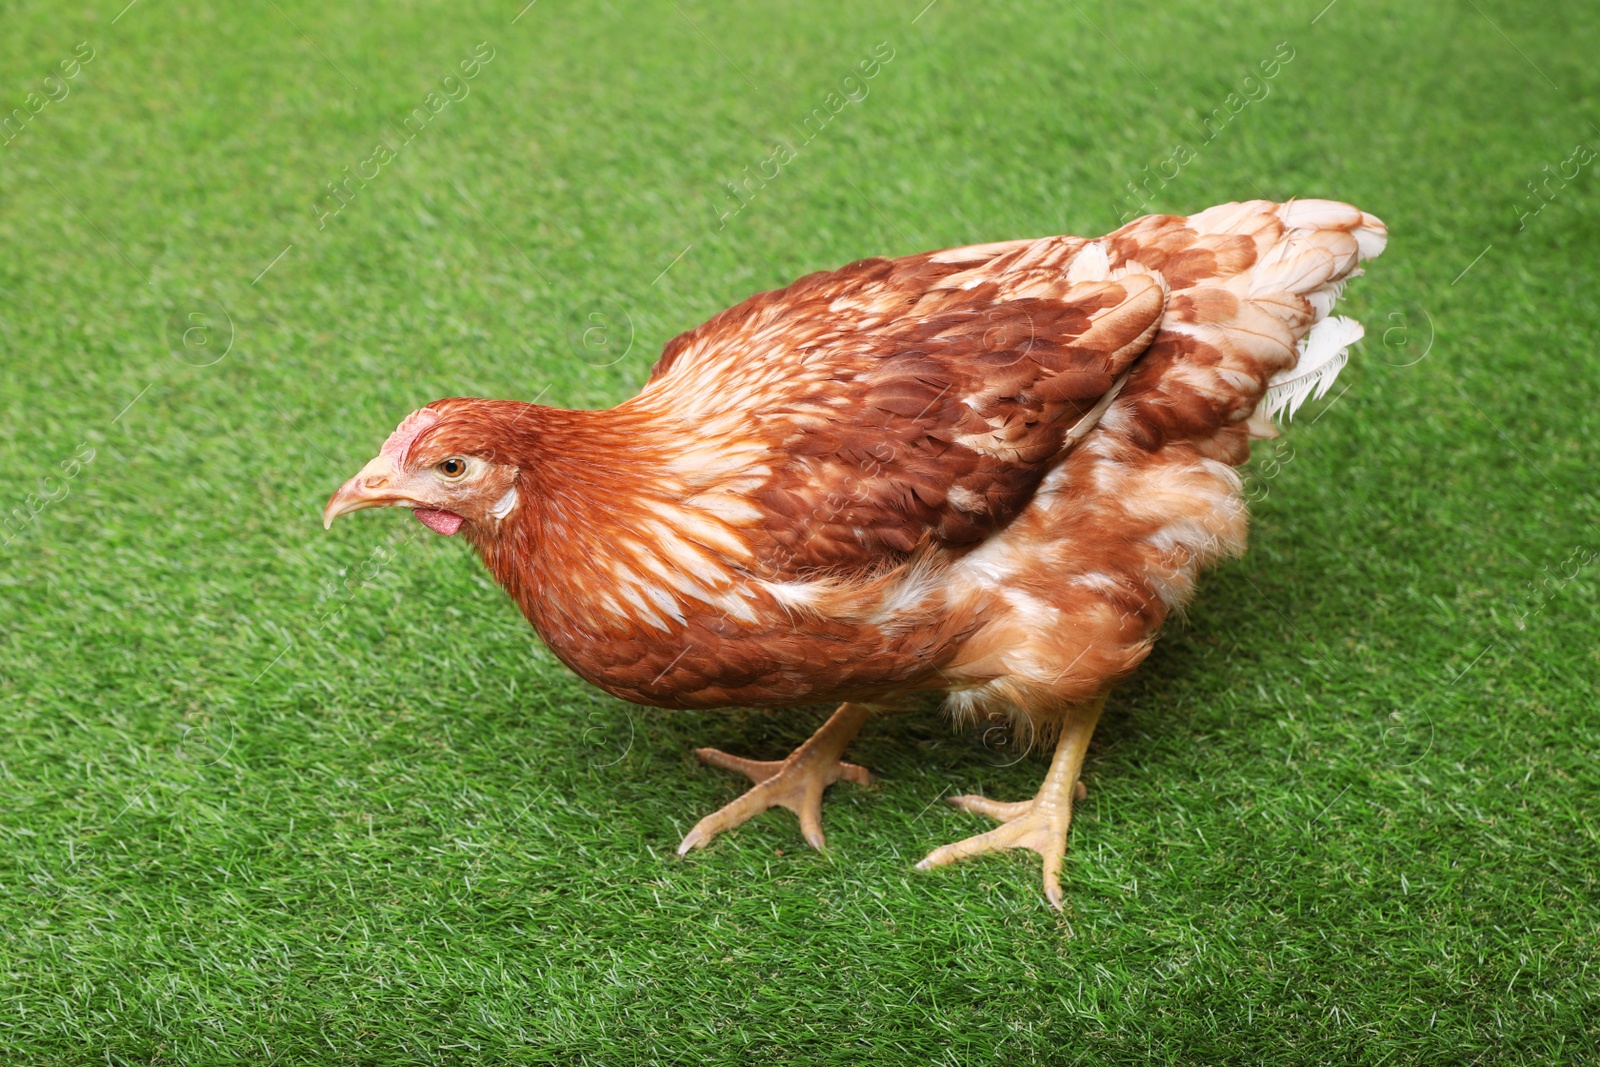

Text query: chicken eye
(437, 457), (467, 479)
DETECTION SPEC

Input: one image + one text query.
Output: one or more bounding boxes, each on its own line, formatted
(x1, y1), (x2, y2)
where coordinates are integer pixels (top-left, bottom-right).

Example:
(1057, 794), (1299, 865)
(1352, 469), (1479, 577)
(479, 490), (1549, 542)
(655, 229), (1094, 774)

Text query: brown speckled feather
(635, 246), (1166, 573)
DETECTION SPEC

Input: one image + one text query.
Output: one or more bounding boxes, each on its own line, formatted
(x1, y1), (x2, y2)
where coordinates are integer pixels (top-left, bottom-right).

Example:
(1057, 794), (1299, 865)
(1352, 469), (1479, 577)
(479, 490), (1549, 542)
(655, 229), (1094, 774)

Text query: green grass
(2, 0), (1597, 1062)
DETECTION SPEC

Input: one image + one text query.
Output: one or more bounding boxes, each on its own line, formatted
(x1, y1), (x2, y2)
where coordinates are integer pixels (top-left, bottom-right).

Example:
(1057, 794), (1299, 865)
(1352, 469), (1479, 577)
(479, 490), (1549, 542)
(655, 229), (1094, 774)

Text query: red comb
(380, 407), (440, 464)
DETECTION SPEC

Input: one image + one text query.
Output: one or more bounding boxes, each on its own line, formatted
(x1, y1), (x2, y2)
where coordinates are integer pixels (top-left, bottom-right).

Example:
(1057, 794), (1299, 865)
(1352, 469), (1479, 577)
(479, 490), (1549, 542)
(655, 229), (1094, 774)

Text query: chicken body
(325, 199), (1386, 907)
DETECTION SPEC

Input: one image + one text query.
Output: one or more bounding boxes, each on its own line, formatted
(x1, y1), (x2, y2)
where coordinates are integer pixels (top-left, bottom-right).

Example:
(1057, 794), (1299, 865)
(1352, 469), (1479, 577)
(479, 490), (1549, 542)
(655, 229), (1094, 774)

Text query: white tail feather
(1262, 315), (1363, 422)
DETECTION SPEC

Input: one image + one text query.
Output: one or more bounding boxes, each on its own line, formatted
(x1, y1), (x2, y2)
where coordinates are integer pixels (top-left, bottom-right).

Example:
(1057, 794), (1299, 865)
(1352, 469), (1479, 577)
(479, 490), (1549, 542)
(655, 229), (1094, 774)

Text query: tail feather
(1100, 198), (1386, 461)
(1262, 315), (1363, 421)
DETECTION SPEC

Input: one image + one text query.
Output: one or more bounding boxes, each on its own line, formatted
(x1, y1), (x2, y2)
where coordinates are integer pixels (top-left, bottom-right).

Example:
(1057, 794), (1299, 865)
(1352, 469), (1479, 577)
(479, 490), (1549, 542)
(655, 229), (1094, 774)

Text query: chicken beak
(323, 454), (411, 529)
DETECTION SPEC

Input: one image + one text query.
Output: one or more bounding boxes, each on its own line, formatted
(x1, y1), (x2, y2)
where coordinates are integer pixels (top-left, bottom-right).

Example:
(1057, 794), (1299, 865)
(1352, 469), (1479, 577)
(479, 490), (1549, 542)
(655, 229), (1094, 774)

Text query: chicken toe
(917, 695), (1105, 910)
(678, 702), (873, 853)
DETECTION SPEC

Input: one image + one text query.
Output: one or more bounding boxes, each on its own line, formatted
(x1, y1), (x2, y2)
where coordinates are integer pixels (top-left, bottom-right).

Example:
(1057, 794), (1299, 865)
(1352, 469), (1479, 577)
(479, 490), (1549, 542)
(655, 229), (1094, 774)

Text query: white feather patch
(761, 580), (825, 609)
(1305, 278), (1348, 320)
(1262, 315), (1363, 422)
(1277, 198), (1361, 231)
(613, 580), (673, 631)
(1353, 224), (1388, 261)
(490, 485), (519, 520)
(1065, 241), (1111, 284)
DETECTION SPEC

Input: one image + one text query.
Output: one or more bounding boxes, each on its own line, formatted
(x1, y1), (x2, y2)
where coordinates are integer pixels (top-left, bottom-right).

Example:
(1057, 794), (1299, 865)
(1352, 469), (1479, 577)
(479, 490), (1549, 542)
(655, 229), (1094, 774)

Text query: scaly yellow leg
(678, 702), (873, 853)
(916, 694), (1106, 910)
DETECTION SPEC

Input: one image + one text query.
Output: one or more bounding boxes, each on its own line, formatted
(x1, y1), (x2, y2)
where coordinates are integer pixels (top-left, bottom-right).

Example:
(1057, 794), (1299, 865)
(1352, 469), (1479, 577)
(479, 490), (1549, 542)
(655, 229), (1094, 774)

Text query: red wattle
(413, 508), (464, 535)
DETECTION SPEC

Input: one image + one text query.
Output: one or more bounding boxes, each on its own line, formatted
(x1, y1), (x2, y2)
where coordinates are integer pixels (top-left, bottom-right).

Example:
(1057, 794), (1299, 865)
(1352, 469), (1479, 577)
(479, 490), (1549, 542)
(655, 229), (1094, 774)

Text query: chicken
(324, 199), (1386, 908)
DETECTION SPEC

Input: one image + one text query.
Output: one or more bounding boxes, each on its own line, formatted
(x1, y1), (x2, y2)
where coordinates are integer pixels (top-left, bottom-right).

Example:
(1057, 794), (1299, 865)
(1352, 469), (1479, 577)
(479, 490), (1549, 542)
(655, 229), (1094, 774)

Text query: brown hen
(325, 199), (1386, 908)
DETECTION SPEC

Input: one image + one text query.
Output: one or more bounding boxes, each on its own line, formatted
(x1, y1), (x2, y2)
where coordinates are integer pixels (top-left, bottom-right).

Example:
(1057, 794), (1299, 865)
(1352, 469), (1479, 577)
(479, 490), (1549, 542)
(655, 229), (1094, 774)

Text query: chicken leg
(916, 694), (1106, 909)
(678, 701), (873, 854)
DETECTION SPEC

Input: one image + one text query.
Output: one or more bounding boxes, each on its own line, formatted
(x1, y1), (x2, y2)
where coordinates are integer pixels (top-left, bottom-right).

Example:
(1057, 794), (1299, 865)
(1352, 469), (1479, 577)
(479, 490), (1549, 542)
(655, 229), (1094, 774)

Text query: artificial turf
(1, 0), (1597, 1062)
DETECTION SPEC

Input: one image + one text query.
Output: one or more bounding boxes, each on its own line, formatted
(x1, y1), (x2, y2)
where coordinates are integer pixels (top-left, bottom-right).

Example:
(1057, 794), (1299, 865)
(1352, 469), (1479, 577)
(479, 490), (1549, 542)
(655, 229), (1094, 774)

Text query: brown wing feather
(633, 240), (1167, 579)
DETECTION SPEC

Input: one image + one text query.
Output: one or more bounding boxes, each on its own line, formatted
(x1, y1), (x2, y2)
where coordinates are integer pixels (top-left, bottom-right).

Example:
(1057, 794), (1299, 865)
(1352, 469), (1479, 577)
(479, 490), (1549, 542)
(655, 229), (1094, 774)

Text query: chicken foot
(677, 701), (873, 854)
(916, 694), (1106, 910)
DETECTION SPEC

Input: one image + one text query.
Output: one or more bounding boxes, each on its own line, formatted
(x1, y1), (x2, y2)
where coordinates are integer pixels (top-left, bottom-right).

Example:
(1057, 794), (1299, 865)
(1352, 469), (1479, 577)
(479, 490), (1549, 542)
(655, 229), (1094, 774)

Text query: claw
(916, 696), (1105, 910)
(678, 703), (872, 854)
(917, 789), (1076, 908)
